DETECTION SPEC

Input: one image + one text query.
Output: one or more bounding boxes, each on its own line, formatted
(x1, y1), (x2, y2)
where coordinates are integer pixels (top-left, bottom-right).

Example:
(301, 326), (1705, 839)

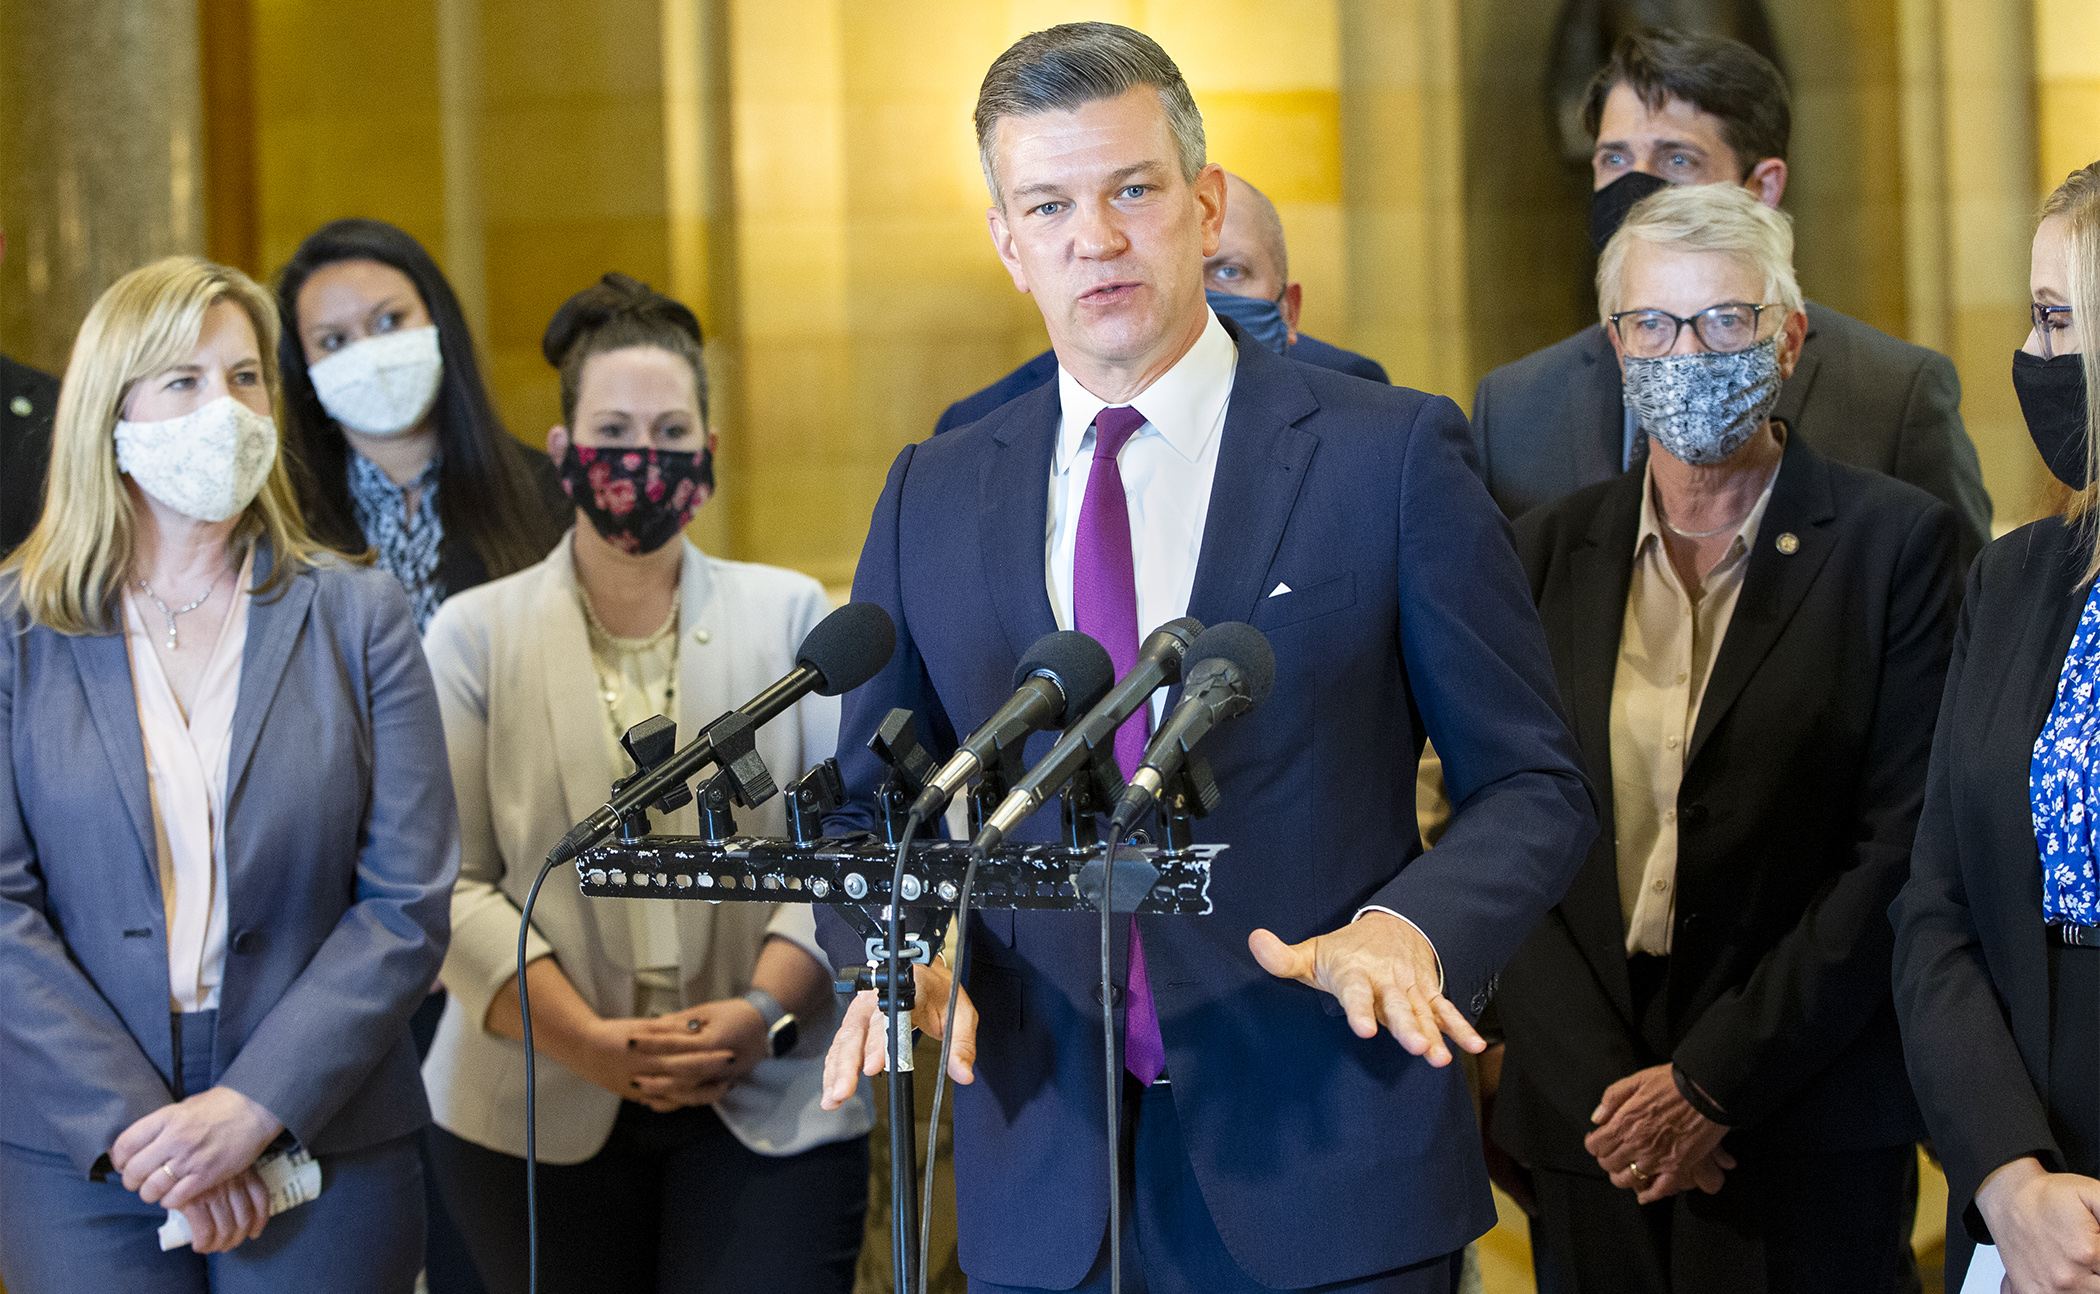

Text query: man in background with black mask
(1468, 29), (1991, 569)
(932, 170), (1386, 433)
(0, 224), (60, 554)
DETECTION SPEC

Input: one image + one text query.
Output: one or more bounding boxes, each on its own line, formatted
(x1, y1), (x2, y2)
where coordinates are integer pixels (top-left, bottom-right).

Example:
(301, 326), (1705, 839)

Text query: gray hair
(1597, 183), (1804, 322)
(974, 23), (1206, 208)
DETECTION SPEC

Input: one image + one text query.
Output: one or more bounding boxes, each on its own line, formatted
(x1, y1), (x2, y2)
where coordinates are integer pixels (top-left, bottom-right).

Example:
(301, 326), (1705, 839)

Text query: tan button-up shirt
(1611, 462), (1779, 955)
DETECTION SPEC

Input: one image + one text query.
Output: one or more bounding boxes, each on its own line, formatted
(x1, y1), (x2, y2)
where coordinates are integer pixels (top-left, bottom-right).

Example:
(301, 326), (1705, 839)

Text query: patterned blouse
(348, 451), (446, 634)
(2031, 578), (2100, 927)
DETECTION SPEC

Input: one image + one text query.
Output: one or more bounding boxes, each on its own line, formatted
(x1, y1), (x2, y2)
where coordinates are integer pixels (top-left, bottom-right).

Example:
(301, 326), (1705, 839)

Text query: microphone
(970, 617), (1204, 852)
(1108, 622), (1275, 832)
(908, 630), (1117, 824)
(547, 601), (895, 865)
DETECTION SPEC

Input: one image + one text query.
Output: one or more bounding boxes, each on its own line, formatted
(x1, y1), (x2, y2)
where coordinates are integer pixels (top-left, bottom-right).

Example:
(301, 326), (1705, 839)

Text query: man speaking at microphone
(817, 23), (1596, 1293)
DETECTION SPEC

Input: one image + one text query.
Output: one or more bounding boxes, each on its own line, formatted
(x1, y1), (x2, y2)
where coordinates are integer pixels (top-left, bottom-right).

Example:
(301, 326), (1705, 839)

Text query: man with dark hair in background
(932, 170), (1387, 435)
(0, 226), (59, 553)
(1469, 29), (1992, 569)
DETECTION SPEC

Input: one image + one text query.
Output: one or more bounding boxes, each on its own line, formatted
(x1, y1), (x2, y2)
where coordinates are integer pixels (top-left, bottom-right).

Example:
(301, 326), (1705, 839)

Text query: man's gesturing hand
(1249, 911), (1484, 1066)
(820, 959), (977, 1111)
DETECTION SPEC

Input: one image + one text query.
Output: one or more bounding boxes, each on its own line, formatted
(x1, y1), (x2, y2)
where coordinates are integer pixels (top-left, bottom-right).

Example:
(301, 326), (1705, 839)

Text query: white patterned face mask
(1622, 336), (1783, 467)
(307, 325), (443, 437)
(114, 396), (280, 522)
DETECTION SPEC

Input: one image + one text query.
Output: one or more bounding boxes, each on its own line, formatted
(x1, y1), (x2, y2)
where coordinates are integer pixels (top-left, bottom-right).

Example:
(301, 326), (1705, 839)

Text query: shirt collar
(1053, 309), (1237, 473)
(1634, 448), (1783, 569)
(348, 448), (442, 501)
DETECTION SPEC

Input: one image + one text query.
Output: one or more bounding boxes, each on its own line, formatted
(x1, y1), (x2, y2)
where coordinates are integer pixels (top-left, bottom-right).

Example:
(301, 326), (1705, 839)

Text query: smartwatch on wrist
(743, 989), (799, 1058)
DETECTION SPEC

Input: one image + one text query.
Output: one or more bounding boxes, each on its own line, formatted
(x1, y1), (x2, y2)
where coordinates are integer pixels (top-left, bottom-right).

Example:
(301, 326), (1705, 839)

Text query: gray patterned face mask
(1622, 336), (1783, 466)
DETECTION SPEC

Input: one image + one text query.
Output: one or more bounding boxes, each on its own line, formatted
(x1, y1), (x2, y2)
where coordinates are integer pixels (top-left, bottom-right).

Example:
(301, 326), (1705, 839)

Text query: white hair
(1597, 183), (1804, 323)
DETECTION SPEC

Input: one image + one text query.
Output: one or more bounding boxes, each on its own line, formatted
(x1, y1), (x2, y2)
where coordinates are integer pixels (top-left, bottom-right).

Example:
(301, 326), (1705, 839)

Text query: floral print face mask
(114, 395), (280, 523)
(1622, 335), (1784, 467)
(558, 443), (714, 555)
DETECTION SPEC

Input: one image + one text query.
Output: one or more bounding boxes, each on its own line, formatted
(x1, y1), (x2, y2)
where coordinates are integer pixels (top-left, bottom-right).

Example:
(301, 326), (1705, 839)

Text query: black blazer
(1470, 303), (1992, 573)
(1891, 517), (2095, 1244)
(1491, 437), (1957, 1174)
(0, 354), (60, 555)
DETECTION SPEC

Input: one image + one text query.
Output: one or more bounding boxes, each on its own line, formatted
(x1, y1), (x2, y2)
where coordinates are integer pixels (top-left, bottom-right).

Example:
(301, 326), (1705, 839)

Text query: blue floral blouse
(2032, 578), (2100, 927)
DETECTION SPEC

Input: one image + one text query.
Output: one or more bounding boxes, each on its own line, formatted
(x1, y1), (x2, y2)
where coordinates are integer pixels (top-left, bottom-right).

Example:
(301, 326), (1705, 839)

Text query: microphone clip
(869, 707), (935, 839)
(612, 715), (694, 841)
(964, 742), (1028, 839)
(691, 711), (779, 841)
(1060, 751), (1125, 849)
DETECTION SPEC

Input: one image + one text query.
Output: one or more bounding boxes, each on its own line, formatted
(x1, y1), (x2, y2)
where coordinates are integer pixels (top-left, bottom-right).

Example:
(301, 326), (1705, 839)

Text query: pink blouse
(123, 555), (253, 1013)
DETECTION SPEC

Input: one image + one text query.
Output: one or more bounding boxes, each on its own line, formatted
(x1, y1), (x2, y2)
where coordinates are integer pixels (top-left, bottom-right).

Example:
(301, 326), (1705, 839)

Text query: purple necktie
(1072, 405), (1167, 1086)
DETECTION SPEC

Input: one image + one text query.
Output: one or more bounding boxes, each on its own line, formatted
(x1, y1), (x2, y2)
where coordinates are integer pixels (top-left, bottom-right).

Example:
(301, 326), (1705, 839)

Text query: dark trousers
(968, 1078), (1462, 1294)
(410, 989), (487, 1294)
(1529, 1144), (1920, 1293)
(0, 1010), (425, 1293)
(425, 1101), (868, 1294)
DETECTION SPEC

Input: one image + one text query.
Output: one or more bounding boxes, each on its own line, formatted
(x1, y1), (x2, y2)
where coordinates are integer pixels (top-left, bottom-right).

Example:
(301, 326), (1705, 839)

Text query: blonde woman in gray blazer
(418, 275), (872, 1294)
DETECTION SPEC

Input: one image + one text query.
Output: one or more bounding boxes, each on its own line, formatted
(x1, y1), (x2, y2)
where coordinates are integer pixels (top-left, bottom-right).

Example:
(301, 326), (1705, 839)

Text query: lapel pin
(8, 396), (30, 417)
(1775, 532), (1800, 555)
(692, 628), (711, 644)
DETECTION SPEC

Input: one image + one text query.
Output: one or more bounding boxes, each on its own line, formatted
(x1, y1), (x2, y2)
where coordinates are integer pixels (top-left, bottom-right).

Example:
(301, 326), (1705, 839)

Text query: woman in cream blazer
(418, 275), (871, 1294)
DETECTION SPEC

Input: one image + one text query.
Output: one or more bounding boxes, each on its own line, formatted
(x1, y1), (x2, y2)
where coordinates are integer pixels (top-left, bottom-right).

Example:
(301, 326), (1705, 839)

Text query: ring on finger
(159, 1163), (179, 1183)
(1629, 1161), (1650, 1183)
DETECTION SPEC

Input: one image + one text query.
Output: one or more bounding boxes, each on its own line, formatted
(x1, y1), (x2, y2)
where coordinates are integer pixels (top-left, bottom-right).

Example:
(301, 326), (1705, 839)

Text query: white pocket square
(1268, 582), (1292, 597)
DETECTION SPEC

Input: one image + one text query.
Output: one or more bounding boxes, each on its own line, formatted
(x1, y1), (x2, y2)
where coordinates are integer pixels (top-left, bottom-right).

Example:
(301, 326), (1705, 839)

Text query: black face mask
(1590, 170), (1673, 254)
(2013, 349), (2091, 489)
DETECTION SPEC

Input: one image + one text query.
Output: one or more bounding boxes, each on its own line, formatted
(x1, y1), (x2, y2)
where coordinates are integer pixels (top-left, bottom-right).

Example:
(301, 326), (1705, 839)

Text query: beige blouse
(1609, 463), (1777, 955)
(124, 553), (254, 1013)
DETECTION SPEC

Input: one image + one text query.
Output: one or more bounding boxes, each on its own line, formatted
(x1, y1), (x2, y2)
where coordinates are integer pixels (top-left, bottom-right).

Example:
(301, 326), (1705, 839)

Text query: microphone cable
(1097, 827), (1125, 1294)
(886, 811), (924, 1294)
(516, 849), (564, 1294)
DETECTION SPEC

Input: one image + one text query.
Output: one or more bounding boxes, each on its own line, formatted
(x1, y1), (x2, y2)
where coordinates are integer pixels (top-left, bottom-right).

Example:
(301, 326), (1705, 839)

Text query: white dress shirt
(1045, 309), (1236, 731)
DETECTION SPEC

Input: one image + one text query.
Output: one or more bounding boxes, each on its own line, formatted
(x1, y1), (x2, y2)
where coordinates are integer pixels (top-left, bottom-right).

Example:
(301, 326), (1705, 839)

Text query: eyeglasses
(1608, 303), (1777, 359)
(2033, 304), (2079, 360)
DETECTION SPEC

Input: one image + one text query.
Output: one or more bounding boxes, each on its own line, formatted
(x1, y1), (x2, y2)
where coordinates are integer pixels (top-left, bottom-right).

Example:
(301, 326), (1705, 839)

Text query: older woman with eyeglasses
(1893, 161), (2100, 1294)
(1476, 182), (1960, 1293)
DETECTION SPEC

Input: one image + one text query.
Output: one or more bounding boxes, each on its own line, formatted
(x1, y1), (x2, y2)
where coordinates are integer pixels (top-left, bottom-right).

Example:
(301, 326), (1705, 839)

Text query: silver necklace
(1656, 463), (1777, 541)
(136, 573), (220, 651)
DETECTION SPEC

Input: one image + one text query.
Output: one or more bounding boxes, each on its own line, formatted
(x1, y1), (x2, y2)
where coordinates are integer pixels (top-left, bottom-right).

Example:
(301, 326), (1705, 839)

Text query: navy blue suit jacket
(821, 329), (1595, 1286)
(931, 333), (1389, 435)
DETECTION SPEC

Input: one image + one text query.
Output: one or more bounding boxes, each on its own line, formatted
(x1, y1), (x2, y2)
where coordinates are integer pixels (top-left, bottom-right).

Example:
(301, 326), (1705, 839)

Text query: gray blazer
(1469, 302), (1993, 571)
(0, 544), (458, 1176)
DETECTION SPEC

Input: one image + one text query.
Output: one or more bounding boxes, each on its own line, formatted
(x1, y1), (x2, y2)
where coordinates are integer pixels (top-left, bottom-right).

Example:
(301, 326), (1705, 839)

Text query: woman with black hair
(275, 218), (566, 633)
(275, 218), (563, 1294)
(418, 273), (870, 1294)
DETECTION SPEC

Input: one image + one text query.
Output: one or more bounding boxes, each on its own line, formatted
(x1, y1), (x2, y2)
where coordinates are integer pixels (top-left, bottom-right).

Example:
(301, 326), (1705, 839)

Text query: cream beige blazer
(419, 533), (872, 1163)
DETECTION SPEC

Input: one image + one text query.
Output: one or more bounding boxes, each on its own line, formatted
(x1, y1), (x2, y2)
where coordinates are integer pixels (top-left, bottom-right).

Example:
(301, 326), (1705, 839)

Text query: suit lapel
(1572, 326), (1630, 482)
(1185, 339), (1318, 628)
(980, 383), (1062, 659)
(535, 536), (617, 828)
(1771, 306), (1830, 434)
(225, 543), (315, 801)
(67, 632), (158, 882)
(1558, 479), (1644, 1023)
(1685, 441), (1838, 769)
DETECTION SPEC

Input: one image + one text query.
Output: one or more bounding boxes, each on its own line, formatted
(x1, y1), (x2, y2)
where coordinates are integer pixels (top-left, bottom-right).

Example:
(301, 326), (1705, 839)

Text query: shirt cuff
(1352, 905), (1445, 993)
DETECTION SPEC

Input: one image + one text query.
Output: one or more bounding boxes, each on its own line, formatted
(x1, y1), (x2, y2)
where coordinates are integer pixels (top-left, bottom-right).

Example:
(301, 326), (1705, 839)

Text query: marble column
(0, 0), (207, 376)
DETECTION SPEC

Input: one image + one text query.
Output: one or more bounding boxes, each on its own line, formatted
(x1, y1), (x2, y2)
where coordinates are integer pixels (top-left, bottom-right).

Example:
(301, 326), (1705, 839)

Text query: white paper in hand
(1959, 1243), (2005, 1294)
(157, 1146), (323, 1251)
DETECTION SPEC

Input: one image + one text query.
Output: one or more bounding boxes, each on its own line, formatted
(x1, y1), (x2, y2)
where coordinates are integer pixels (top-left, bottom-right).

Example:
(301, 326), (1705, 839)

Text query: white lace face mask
(307, 325), (443, 437)
(114, 395), (280, 523)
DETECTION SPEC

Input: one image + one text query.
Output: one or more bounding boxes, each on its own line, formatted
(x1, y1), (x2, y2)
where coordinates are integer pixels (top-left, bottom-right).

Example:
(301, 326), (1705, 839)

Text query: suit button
(1681, 805), (1707, 827)
(1093, 983), (1124, 1007)
(230, 930), (263, 955)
